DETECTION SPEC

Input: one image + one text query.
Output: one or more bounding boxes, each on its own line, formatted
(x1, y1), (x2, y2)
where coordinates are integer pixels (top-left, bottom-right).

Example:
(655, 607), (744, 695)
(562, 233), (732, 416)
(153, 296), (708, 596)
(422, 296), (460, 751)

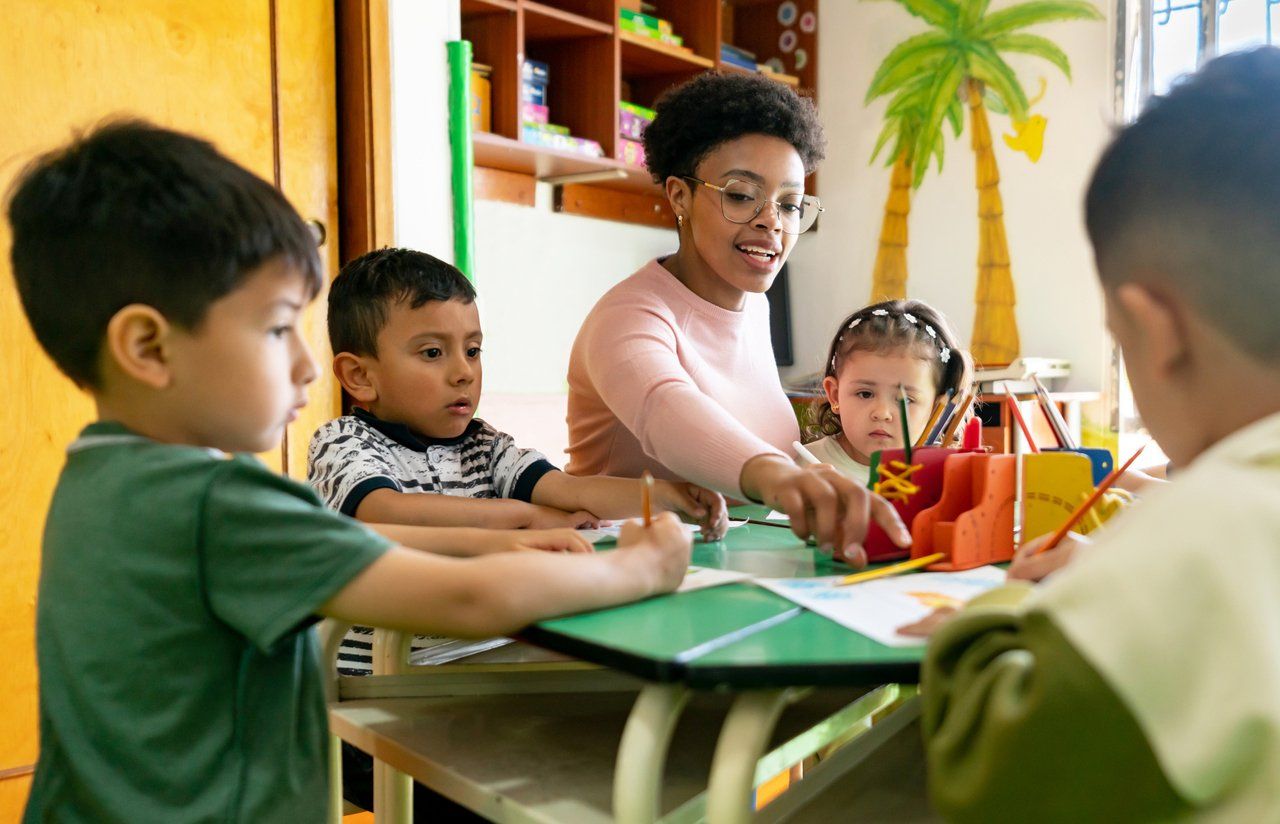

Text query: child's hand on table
(897, 606), (960, 639)
(616, 512), (694, 594)
(483, 528), (595, 555)
(521, 503), (603, 530)
(1008, 531), (1091, 582)
(653, 480), (729, 541)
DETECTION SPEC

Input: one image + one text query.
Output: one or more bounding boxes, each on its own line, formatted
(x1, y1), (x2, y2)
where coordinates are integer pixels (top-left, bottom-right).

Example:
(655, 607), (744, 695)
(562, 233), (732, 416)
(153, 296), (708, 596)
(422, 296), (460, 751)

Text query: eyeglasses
(682, 176), (823, 234)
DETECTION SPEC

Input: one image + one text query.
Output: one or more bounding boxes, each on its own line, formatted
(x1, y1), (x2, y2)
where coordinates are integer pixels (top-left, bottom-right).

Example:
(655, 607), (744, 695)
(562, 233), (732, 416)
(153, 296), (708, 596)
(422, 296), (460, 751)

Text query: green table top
(520, 507), (926, 689)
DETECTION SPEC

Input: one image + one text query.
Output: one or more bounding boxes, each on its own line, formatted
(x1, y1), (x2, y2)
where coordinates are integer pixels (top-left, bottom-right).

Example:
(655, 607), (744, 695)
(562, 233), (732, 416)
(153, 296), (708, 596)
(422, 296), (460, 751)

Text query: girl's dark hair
(809, 299), (975, 441)
(642, 71), (826, 183)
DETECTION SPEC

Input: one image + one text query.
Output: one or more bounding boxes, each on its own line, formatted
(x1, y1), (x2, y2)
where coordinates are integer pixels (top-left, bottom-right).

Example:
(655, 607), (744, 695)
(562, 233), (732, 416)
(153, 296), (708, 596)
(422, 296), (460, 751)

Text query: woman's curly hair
(641, 71), (826, 184)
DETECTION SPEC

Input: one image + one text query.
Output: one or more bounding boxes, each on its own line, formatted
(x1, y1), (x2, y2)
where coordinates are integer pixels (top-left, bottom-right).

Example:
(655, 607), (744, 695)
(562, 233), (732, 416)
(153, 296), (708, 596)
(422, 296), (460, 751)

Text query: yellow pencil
(837, 552), (946, 586)
(915, 396), (948, 448)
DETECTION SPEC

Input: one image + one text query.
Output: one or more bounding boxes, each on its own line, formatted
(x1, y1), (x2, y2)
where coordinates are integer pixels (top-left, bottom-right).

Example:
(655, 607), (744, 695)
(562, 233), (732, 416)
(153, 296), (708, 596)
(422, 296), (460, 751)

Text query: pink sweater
(565, 259), (797, 498)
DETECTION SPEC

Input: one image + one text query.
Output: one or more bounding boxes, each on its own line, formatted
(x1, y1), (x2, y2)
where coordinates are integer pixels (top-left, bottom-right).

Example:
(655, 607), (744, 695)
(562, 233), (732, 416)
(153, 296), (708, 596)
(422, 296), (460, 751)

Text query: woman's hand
(654, 480), (730, 541)
(740, 455), (911, 567)
(1007, 531), (1090, 581)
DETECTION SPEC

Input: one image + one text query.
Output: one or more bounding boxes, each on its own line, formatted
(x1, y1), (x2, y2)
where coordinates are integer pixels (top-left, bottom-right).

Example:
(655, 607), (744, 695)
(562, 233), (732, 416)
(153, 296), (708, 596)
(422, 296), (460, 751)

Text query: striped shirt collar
(351, 407), (483, 452)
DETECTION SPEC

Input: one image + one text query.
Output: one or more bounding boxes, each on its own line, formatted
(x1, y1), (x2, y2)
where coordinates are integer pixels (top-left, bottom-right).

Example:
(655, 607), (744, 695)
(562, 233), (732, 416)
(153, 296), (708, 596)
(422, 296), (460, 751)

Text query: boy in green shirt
(921, 50), (1280, 820)
(10, 121), (691, 823)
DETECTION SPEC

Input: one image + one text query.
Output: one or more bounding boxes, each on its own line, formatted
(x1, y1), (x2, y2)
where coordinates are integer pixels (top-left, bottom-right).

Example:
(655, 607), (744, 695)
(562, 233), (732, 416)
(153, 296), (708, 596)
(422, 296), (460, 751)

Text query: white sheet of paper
(677, 566), (756, 592)
(580, 518), (749, 544)
(766, 510), (789, 522)
(755, 566), (1007, 647)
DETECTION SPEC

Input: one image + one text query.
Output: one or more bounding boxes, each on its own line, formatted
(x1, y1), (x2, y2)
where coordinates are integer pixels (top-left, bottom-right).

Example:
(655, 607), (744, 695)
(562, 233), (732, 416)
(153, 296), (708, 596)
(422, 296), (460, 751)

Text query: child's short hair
(1086, 47), (1280, 359)
(811, 299), (973, 439)
(7, 119), (321, 389)
(328, 247), (477, 357)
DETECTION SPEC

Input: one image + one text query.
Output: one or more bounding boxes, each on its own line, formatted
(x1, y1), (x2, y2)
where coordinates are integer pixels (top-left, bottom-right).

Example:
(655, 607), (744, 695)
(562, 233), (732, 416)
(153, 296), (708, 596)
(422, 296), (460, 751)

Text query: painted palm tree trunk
(967, 78), (1020, 364)
(869, 151), (913, 301)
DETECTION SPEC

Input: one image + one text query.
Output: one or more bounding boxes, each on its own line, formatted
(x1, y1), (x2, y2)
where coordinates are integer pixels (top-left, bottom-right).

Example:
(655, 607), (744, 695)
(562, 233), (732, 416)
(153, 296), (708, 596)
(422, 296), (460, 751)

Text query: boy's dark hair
(7, 119), (321, 389)
(642, 71), (826, 183)
(1086, 47), (1280, 359)
(809, 299), (975, 442)
(328, 247), (477, 356)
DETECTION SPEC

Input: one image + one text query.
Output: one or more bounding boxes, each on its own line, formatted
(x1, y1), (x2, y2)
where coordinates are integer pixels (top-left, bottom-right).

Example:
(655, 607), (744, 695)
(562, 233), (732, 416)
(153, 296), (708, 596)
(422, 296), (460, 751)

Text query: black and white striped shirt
(307, 408), (557, 674)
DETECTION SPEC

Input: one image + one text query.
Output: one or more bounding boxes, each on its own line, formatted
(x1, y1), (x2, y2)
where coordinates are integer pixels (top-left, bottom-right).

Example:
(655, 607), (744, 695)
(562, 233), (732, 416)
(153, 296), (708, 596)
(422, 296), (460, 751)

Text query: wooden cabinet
(0, 1), (341, 815)
(463, 0), (818, 224)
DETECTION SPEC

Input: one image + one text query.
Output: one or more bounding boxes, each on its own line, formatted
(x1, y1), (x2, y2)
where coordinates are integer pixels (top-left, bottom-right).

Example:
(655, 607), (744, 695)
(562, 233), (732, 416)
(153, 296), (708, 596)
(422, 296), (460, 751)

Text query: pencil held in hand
(1035, 443), (1147, 555)
(641, 471), (654, 527)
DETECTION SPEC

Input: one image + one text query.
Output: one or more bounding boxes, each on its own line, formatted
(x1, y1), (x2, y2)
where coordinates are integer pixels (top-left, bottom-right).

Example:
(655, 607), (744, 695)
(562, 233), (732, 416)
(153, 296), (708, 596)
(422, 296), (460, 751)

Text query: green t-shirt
(23, 422), (391, 824)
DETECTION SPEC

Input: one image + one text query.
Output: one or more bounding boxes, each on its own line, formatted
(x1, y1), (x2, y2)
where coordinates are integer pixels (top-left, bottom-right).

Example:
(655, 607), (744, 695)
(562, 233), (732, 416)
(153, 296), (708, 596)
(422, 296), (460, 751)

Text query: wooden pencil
(915, 391), (951, 448)
(1035, 443), (1147, 554)
(898, 384), (913, 463)
(641, 470), (653, 527)
(1003, 387), (1040, 454)
(940, 392), (975, 446)
(838, 552), (947, 586)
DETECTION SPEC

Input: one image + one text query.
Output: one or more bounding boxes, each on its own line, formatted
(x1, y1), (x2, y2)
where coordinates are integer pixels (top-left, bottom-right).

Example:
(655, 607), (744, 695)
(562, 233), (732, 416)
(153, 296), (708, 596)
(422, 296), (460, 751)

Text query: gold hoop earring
(676, 214), (685, 230)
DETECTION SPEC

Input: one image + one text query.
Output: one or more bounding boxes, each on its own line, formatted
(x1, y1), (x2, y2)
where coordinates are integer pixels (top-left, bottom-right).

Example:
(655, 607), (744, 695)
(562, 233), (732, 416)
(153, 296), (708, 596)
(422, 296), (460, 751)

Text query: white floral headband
(829, 308), (952, 371)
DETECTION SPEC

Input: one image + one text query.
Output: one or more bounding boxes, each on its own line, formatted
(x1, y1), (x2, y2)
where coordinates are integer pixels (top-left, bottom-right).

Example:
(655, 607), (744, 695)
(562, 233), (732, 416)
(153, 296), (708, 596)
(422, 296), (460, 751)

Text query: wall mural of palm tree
(865, 0), (1102, 365)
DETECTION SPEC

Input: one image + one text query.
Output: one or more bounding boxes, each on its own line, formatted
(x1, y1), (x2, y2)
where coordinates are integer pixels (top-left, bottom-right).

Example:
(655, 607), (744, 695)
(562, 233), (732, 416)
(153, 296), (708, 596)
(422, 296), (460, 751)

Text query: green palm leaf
(911, 53), (966, 186)
(965, 42), (1030, 121)
(931, 131), (946, 173)
(871, 119), (903, 164)
(958, 0), (993, 33)
(946, 97), (964, 137)
(866, 32), (954, 101)
(896, 0), (962, 30)
(990, 32), (1072, 78)
(975, 0), (1102, 38)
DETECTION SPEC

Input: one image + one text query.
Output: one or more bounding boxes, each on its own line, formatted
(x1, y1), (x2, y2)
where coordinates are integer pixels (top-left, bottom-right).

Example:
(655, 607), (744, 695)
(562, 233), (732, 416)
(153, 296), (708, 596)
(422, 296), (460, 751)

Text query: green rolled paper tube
(447, 40), (475, 280)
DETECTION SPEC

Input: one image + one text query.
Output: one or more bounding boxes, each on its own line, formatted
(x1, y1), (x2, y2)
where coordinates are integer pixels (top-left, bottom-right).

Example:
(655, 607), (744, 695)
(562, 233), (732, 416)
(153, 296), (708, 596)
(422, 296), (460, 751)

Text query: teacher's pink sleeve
(580, 303), (789, 499)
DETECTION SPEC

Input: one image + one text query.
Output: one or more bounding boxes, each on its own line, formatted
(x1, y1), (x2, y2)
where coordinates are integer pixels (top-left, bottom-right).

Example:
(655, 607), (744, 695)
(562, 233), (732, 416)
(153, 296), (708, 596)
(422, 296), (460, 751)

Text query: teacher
(565, 72), (908, 562)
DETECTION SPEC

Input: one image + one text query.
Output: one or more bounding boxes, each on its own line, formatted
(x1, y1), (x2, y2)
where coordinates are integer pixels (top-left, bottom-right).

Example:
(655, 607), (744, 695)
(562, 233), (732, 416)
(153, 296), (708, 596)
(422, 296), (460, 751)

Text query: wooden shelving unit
(461, 0), (819, 224)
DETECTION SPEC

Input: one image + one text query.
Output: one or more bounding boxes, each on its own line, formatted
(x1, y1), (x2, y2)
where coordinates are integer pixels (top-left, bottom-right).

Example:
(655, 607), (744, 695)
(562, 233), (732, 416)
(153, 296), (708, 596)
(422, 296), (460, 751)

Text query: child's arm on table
(321, 513), (690, 639)
(356, 487), (600, 530)
(529, 471), (729, 540)
(366, 523), (593, 556)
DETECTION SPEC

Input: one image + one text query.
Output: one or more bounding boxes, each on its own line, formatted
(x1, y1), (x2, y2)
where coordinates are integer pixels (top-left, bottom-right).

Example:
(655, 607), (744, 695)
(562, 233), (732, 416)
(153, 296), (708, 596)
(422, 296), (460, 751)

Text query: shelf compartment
(460, 0), (517, 15)
(463, 4), (520, 139)
(474, 132), (658, 193)
(529, 0), (616, 26)
(620, 31), (714, 76)
(523, 1), (612, 41)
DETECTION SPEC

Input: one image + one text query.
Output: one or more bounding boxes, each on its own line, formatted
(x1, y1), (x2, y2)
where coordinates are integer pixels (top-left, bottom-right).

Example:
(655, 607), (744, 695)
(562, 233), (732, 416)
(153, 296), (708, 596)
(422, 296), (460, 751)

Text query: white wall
(782, 0), (1116, 392)
(387, 0), (456, 259)
(474, 194), (675, 459)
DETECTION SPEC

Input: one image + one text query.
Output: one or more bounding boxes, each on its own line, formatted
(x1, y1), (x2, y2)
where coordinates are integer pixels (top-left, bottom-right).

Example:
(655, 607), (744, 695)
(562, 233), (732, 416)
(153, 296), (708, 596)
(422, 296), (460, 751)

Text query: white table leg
(374, 759), (412, 824)
(613, 683), (691, 823)
(705, 689), (797, 824)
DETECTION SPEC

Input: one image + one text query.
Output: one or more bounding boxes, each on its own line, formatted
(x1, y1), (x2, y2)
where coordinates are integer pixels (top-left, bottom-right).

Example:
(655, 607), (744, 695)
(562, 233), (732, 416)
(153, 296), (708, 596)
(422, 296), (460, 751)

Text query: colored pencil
(1030, 374), (1074, 449)
(1003, 387), (1040, 453)
(1035, 443), (1147, 554)
(793, 440), (821, 467)
(641, 470), (653, 527)
(925, 399), (956, 446)
(838, 552), (947, 586)
(915, 390), (951, 448)
(898, 384), (913, 463)
(940, 392), (976, 446)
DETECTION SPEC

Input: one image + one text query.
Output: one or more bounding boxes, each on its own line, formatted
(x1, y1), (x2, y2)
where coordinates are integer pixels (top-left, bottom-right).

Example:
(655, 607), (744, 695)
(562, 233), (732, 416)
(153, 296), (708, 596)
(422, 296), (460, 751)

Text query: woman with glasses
(565, 72), (909, 563)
